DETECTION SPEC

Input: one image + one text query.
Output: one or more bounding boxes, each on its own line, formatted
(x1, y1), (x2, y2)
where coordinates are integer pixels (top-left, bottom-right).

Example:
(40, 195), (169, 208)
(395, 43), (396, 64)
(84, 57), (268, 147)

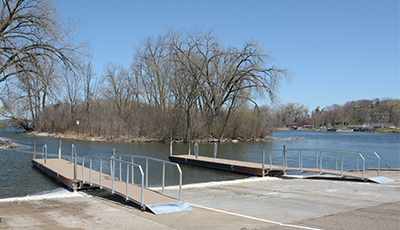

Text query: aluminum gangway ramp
(169, 147), (390, 183)
(32, 156), (192, 215)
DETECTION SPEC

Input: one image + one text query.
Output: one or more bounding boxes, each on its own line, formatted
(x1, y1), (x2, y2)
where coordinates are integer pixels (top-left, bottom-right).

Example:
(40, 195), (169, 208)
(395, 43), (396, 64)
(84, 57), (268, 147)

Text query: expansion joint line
(188, 203), (323, 230)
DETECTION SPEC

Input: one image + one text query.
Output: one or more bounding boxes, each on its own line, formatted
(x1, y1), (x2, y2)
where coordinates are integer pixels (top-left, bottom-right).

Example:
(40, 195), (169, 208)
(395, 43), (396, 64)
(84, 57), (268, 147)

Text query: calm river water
(0, 130), (399, 199)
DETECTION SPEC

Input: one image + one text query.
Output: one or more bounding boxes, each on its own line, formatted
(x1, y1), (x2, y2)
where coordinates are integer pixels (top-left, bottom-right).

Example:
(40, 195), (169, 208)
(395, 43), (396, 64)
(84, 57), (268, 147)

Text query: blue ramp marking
(368, 176), (394, 184)
(147, 202), (193, 215)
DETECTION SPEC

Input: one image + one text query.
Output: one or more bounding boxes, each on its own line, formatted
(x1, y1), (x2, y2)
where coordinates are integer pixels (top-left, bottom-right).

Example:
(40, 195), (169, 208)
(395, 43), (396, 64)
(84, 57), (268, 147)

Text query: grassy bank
(374, 127), (400, 133)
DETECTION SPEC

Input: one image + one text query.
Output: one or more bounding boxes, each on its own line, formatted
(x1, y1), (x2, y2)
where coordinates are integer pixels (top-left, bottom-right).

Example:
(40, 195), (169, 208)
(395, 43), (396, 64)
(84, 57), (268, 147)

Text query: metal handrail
(82, 156), (145, 208)
(194, 143), (199, 159)
(42, 144), (47, 164)
(117, 155), (182, 201)
(267, 148), (380, 180)
(71, 144), (76, 163)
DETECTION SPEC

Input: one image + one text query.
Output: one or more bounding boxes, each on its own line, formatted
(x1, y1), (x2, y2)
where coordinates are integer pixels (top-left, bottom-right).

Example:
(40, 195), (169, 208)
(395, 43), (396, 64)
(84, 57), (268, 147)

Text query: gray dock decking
(169, 154), (377, 180)
(32, 158), (192, 214)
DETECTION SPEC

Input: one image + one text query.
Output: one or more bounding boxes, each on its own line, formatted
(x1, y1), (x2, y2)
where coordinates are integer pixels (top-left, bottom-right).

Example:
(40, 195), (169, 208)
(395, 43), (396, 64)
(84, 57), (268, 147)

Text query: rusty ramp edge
(147, 202), (193, 215)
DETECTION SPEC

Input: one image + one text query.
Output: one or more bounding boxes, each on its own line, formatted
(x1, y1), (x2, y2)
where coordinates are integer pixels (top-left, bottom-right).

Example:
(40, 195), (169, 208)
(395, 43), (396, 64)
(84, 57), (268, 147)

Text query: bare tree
(311, 106), (324, 127)
(204, 41), (291, 138)
(323, 104), (343, 126)
(274, 103), (309, 126)
(167, 30), (291, 139)
(380, 99), (400, 126)
(102, 63), (136, 126)
(1, 58), (59, 130)
(134, 35), (172, 109)
(61, 65), (81, 125)
(0, 0), (82, 83)
(82, 61), (97, 113)
(168, 30), (205, 141)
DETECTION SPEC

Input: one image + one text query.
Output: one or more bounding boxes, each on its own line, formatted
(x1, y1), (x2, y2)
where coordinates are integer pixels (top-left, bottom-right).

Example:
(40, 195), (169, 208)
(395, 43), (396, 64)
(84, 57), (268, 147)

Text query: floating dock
(169, 155), (267, 176)
(169, 153), (388, 183)
(32, 157), (192, 214)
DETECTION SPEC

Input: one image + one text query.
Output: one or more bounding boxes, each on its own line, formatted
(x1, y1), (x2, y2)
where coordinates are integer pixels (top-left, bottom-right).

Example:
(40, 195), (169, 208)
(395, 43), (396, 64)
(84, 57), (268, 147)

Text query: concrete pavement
(1, 170), (399, 229)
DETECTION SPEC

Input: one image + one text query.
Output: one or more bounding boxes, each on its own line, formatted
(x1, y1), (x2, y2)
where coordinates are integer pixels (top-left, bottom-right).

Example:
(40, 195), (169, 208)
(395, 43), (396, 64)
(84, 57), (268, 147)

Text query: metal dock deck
(32, 141), (192, 215)
(169, 146), (387, 183)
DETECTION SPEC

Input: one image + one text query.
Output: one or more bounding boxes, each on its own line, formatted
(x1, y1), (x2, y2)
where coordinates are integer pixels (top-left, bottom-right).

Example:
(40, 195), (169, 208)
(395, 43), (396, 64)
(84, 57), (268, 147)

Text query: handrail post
(178, 166), (182, 201)
(71, 144), (76, 163)
(319, 151), (322, 175)
(119, 156), (122, 181)
(145, 158), (148, 188)
(214, 143), (218, 158)
(141, 168), (144, 209)
(110, 159), (114, 194)
(90, 158), (93, 186)
(335, 150), (338, 170)
(45, 144), (47, 164)
(315, 150), (318, 168)
(363, 159), (365, 180)
(126, 165), (129, 201)
(82, 158), (85, 184)
(356, 153), (359, 173)
(112, 149), (115, 184)
(284, 145), (287, 166)
(33, 140), (36, 159)
(131, 156), (135, 184)
(269, 151), (273, 170)
(377, 153), (380, 176)
(188, 136), (191, 155)
(341, 152), (344, 178)
(300, 150), (303, 173)
(359, 153), (365, 180)
(194, 143), (199, 159)
(298, 150), (301, 168)
(262, 150), (265, 177)
(58, 137), (61, 159)
(100, 158), (103, 189)
(162, 162), (165, 193)
(42, 144), (47, 164)
(283, 145), (286, 173)
(74, 153), (77, 191)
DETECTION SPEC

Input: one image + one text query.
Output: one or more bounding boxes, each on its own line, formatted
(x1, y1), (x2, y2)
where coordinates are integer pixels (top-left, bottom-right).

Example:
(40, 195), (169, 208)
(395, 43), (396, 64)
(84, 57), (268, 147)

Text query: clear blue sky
(57, 0), (399, 111)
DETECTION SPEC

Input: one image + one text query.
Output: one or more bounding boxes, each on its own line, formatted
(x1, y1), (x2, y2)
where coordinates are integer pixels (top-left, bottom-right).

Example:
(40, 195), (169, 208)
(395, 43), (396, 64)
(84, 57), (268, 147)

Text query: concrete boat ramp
(3, 168), (399, 229)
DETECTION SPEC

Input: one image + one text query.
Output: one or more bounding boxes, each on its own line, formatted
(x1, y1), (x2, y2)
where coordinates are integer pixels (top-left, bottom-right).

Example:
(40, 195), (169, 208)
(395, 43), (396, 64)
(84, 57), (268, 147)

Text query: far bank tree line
(0, 0), (290, 141)
(274, 98), (400, 128)
(44, 29), (289, 141)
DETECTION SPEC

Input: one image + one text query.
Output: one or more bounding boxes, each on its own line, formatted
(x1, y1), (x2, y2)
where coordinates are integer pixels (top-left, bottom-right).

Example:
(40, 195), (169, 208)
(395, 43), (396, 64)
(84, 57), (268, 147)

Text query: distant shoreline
(27, 131), (275, 144)
(274, 127), (400, 134)
(1, 128), (398, 147)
